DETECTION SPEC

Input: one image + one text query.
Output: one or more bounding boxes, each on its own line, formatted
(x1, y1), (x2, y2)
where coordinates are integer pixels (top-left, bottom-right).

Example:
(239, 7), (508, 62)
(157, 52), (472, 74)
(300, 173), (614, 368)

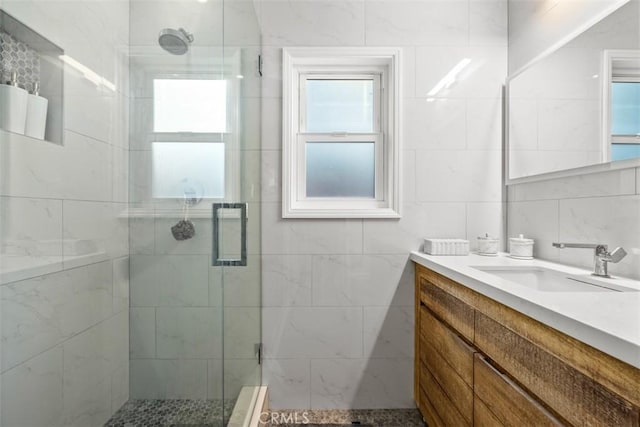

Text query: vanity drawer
(422, 336), (473, 424)
(420, 361), (470, 427)
(474, 397), (503, 426)
(419, 380), (443, 427)
(475, 312), (639, 426)
(419, 275), (474, 341)
(474, 353), (563, 426)
(420, 304), (475, 386)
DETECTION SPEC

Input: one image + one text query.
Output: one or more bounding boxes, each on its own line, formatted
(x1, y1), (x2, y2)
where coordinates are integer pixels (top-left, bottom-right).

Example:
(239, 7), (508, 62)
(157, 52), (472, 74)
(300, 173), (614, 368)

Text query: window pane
(306, 79), (374, 132)
(154, 79), (227, 133)
(611, 82), (640, 135)
(152, 142), (225, 198)
(612, 143), (640, 161)
(306, 142), (375, 197)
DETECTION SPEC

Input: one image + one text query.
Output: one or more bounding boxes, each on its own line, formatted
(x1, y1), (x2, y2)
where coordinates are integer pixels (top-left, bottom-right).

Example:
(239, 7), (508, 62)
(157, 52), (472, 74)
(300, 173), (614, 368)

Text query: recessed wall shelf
(0, 9), (64, 145)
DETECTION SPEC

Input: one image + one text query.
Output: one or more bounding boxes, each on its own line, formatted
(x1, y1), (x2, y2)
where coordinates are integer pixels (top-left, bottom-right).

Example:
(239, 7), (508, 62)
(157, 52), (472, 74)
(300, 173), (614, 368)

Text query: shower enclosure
(0, 0), (261, 424)
(126, 0), (263, 425)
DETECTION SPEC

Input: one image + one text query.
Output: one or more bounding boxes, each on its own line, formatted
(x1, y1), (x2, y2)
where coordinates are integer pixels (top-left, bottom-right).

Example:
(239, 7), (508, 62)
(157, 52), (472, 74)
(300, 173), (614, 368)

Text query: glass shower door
(127, 0), (262, 425)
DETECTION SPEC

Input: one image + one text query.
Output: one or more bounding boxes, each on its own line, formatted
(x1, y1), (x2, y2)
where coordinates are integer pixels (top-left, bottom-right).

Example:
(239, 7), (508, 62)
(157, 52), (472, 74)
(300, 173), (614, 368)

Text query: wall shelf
(0, 9), (64, 145)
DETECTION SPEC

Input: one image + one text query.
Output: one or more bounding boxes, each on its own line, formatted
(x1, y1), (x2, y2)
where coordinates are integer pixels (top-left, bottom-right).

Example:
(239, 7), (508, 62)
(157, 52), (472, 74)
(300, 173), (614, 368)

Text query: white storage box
(423, 238), (470, 256)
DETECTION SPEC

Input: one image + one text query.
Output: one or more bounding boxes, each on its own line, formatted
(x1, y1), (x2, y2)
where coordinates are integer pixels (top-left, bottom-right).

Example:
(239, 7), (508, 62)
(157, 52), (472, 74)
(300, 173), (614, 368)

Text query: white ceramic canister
(25, 82), (48, 139)
(0, 72), (28, 135)
(509, 234), (534, 259)
(477, 233), (499, 256)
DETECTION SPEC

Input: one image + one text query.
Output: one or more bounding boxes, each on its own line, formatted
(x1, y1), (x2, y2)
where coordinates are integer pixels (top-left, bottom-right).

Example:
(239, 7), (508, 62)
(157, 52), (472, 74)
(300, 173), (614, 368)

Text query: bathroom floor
(104, 403), (424, 427)
(264, 409), (425, 427)
(104, 399), (236, 427)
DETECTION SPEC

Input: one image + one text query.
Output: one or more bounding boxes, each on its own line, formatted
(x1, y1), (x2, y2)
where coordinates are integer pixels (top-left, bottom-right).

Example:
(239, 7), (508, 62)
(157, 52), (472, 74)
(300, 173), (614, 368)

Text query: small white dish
(477, 252), (498, 257)
(508, 254), (534, 260)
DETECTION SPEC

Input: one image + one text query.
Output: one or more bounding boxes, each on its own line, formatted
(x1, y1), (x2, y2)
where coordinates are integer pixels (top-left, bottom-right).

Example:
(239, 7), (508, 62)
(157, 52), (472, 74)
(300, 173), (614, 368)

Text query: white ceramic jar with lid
(509, 234), (534, 259)
(477, 233), (499, 256)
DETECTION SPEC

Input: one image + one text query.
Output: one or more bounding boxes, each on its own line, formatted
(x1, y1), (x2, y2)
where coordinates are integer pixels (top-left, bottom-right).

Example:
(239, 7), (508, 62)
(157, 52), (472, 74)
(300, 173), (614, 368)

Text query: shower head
(158, 28), (194, 55)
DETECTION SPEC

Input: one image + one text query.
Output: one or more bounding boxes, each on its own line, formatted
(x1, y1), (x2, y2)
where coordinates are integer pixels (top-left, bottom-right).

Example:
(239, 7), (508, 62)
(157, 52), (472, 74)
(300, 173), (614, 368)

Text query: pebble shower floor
(104, 399), (236, 427)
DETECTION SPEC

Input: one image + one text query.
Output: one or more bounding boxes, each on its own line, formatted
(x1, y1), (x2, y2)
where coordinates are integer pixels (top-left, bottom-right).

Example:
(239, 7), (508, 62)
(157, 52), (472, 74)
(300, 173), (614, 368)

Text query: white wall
(257, 0), (507, 410)
(508, 0), (629, 73)
(0, 0), (130, 426)
(508, 168), (640, 279)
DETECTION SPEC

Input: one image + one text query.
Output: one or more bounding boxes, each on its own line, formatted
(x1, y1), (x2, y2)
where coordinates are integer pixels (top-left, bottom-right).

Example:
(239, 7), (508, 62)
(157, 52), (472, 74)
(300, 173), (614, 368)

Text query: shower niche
(0, 9), (63, 144)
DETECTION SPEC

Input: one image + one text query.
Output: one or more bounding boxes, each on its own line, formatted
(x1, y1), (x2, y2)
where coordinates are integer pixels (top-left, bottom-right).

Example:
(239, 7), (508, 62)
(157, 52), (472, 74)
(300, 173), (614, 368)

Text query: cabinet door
(420, 361), (471, 427)
(475, 312), (639, 426)
(419, 275), (474, 342)
(474, 354), (564, 426)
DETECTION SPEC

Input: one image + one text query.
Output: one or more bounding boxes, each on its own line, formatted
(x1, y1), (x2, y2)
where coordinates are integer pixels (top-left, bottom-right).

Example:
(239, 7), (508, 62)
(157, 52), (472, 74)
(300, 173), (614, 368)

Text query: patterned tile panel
(0, 31), (40, 91)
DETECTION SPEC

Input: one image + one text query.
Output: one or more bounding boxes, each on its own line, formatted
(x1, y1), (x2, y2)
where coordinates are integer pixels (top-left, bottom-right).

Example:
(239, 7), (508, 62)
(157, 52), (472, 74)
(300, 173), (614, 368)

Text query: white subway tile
(262, 308), (363, 358)
(0, 346), (63, 427)
(262, 203), (363, 255)
(365, 1), (467, 46)
(156, 307), (222, 359)
(62, 312), (128, 427)
(224, 307), (261, 359)
(310, 358), (414, 409)
(363, 306), (414, 359)
(363, 202), (466, 254)
(263, 359), (311, 410)
(416, 150), (502, 202)
(130, 255), (209, 307)
(261, 0), (365, 46)
(311, 255), (413, 307)
(469, 0), (508, 46)
(130, 359), (208, 399)
(558, 195), (640, 279)
(1, 262), (113, 372)
(130, 308), (156, 359)
(507, 200), (560, 260)
(262, 255), (312, 307)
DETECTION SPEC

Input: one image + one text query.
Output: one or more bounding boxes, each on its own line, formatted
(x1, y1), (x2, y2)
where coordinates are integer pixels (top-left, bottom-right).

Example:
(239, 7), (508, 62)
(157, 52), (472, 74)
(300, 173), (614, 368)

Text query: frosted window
(306, 79), (374, 133)
(154, 79), (227, 133)
(152, 142), (225, 198)
(612, 82), (640, 135)
(306, 142), (375, 197)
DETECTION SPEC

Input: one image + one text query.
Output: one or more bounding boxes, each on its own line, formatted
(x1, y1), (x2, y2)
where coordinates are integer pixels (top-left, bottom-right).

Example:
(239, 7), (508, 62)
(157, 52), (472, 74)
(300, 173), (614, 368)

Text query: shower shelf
(0, 9), (64, 145)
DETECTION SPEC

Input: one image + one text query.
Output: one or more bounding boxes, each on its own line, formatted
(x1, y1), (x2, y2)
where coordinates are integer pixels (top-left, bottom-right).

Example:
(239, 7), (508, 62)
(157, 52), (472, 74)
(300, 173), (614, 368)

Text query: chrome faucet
(552, 243), (627, 277)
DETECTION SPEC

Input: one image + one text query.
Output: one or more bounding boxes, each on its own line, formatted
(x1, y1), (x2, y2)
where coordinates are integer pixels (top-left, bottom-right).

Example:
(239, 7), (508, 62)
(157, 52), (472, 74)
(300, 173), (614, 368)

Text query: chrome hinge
(255, 342), (263, 364)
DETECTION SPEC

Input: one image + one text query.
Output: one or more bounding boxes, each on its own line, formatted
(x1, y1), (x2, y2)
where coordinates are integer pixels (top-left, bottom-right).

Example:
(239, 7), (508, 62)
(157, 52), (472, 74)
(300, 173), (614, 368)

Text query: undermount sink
(471, 266), (638, 293)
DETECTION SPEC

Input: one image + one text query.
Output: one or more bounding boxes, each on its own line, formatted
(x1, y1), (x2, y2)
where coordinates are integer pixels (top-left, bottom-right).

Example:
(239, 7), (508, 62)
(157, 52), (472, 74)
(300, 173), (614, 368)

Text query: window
(603, 50), (640, 162)
(611, 81), (640, 161)
(282, 48), (402, 218)
(151, 76), (235, 200)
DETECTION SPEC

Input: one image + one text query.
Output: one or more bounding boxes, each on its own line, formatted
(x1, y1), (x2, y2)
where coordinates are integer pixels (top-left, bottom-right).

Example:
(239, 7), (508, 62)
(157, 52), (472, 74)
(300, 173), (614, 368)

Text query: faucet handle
(606, 247), (627, 263)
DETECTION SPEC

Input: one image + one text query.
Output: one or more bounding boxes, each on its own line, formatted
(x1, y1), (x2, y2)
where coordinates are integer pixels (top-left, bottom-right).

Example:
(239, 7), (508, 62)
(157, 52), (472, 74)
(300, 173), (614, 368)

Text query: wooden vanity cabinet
(414, 264), (640, 427)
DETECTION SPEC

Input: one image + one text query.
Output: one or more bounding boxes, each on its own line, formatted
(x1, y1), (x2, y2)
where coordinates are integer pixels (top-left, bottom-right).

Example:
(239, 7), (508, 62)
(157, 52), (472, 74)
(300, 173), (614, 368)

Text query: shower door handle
(212, 202), (248, 266)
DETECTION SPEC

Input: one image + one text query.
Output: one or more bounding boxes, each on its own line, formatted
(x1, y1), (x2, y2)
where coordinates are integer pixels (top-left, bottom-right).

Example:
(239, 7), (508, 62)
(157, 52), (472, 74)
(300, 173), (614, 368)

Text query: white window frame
(601, 49), (640, 162)
(282, 47), (402, 218)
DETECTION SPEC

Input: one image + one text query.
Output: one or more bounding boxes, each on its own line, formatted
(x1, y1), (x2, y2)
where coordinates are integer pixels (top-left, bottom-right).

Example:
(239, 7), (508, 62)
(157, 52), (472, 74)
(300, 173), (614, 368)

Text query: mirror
(507, 0), (640, 181)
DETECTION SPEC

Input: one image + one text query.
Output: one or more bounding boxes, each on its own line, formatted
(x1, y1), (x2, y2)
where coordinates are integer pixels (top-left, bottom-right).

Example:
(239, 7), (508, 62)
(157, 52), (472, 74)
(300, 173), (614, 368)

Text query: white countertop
(410, 251), (640, 369)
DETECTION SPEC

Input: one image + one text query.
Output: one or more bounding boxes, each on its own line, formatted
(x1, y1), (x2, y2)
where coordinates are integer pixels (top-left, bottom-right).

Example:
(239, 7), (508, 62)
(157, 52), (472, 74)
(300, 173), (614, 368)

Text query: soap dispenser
(0, 71), (29, 134)
(25, 81), (48, 139)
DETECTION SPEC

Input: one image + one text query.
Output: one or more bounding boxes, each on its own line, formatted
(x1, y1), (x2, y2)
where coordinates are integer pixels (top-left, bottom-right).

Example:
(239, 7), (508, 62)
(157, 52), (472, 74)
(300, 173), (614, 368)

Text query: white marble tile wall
(257, 0), (507, 410)
(508, 167), (640, 280)
(0, 0), (130, 425)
